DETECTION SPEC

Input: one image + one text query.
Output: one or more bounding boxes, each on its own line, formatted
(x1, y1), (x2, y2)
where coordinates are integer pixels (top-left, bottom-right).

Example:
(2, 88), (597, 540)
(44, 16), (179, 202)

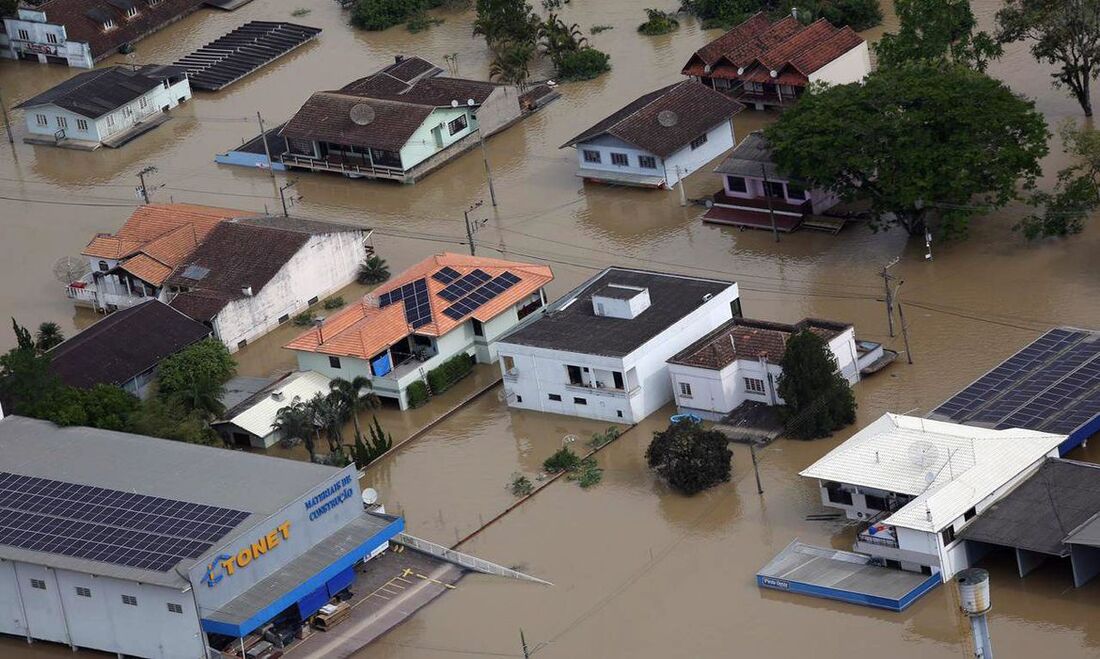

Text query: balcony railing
(564, 382), (640, 398)
(282, 153), (407, 180)
(858, 513), (899, 549)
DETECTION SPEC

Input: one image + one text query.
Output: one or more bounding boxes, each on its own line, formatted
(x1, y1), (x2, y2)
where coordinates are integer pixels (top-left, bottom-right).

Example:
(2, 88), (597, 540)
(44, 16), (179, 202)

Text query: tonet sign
(202, 521), (291, 587)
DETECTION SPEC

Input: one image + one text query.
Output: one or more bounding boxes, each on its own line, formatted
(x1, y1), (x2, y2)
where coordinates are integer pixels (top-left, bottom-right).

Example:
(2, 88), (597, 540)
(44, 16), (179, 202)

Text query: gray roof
(958, 458), (1100, 557)
(219, 375), (279, 414)
(714, 130), (785, 180)
(0, 416), (342, 587)
(231, 215), (367, 235)
(499, 268), (735, 357)
(16, 64), (187, 119)
(1065, 512), (1100, 548)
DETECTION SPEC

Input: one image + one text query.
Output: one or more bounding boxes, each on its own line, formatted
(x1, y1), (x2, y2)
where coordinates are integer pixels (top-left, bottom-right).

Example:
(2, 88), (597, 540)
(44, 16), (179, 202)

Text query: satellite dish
(362, 488), (379, 506)
(53, 256), (90, 284)
(657, 110), (679, 127)
(924, 472), (937, 485)
(466, 98), (476, 106)
(349, 103), (376, 126)
(450, 99), (459, 108)
(908, 440), (940, 468)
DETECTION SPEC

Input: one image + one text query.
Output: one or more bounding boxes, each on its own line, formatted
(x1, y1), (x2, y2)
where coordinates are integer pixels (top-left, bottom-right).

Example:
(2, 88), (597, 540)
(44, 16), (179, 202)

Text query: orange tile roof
(119, 254), (174, 286)
(285, 252), (553, 360)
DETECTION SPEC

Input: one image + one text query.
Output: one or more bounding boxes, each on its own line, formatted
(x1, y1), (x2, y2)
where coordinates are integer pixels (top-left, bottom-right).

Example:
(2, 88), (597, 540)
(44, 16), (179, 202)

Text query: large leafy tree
(875, 0), (1001, 71)
(155, 339), (236, 418)
(1018, 121), (1100, 239)
(474, 0), (539, 48)
(645, 420), (732, 495)
(997, 0), (1100, 117)
(765, 63), (1049, 238)
(777, 330), (856, 439)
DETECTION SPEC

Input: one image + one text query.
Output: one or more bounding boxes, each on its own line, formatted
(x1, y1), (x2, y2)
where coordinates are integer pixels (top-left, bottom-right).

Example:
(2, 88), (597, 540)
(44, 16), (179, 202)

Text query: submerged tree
(646, 419), (732, 495)
(1018, 121), (1100, 239)
(489, 39), (536, 86)
(875, 0), (1001, 71)
(34, 322), (65, 352)
(777, 330), (856, 439)
(329, 376), (380, 445)
(155, 339), (236, 418)
(358, 255), (391, 285)
(765, 63), (1049, 238)
(273, 399), (318, 462)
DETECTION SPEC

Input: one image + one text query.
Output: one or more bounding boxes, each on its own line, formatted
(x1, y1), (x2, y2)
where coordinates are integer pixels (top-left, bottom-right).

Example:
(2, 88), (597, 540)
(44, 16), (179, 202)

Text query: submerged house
(495, 268), (741, 423)
(560, 80), (744, 189)
(666, 317), (858, 421)
(278, 56), (523, 183)
(212, 370), (332, 448)
(682, 13), (870, 110)
(285, 253), (552, 409)
(15, 64), (191, 148)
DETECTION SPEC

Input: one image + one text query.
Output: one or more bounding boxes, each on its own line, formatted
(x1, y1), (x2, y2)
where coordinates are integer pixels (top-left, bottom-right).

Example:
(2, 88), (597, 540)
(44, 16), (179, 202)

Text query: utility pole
(519, 629), (530, 659)
(750, 441), (764, 495)
(256, 111), (277, 184)
(760, 164), (779, 242)
(881, 257), (899, 337)
(464, 200), (485, 256)
(895, 280), (914, 364)
(675, 166), (687, 207)
(278, 180), (296, 217)
(0, 87), (13, 144)
(956, 569), (993, 658)
(478, 127), (497, 207)
(136, 166), (157, 204)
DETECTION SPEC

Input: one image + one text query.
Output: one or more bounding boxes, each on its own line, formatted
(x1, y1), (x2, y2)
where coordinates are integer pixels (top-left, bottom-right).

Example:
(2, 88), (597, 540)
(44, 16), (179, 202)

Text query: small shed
(213, 370), (331, 448)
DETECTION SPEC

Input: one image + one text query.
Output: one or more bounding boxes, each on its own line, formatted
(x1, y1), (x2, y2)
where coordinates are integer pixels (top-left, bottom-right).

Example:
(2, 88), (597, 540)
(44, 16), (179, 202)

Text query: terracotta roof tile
(37, 0), (206, 61)
(285, 252), (553, 360)
(279, 92), (434, 152)
(119, 253), (174, 286)
(668, 317), (851, 369)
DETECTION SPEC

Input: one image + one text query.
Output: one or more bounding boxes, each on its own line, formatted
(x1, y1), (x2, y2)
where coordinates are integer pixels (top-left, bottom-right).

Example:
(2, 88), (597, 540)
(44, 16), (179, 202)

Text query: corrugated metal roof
(800, 414), (1065, 533)
(222, 371), (332, 438)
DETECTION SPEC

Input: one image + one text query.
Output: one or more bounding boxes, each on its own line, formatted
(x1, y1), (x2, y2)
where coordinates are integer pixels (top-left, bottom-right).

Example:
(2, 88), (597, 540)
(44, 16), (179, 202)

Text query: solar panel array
(438, 270), (492, 302)
(378, 278), (433, 329)
(0, 472), (249, 572)
(431, 266), (461, 284)
(931, 328), (1100, 437)
(442, 272), (521, 321)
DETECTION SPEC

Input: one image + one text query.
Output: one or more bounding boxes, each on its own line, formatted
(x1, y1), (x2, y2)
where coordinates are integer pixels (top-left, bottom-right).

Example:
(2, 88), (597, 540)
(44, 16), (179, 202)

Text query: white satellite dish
(657, 110), (679, 127)
(466, 98), (476, 106)
(908, 440), (939, 468)
(362, 488), (379, 506)
(349, 103), (376, 126)
(450, 99), (459, 107)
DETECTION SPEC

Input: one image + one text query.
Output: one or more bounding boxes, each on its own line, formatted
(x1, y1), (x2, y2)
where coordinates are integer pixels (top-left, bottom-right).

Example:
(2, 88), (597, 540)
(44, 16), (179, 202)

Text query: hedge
(406, 381), (430, 408)
(426, 352), (474, 394)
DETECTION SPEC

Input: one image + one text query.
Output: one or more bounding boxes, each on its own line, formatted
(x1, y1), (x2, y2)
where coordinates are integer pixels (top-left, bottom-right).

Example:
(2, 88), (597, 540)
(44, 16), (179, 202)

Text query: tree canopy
(646, 420), (732, 495)
(875, 0), (1001, 71)
(765, 63), (1050, 238)
(777, 330), (856, 439)
(679, 0), (882, 31)
(155, 339), (236, 418)
(1018, 121), (1100, 239)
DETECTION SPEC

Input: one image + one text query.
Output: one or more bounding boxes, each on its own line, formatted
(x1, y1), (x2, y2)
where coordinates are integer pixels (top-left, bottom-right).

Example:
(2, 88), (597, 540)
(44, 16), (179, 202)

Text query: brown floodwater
(4, 0), (1100, 656)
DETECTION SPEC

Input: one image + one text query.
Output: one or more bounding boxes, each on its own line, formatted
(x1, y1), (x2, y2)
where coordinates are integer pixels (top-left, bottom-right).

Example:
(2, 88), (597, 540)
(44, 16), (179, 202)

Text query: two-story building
(667, 317), (858, 421)
(278, 56), (522, 183)
(682, 13), (870, 110)
(495, 268), (741, 423)
(800, 413), (1066, 582)
(285, 253), (552, 409)
(560, 80), (744, 189)
(16, 64), (191, 148)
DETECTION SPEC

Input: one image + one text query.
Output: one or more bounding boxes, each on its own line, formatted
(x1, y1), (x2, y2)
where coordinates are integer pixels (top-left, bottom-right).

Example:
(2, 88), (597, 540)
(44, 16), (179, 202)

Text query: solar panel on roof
(440, 271), (520, 321)
(432, 266), (461, 284)
(0, 472), (248, 573)
(438, 269), (492, 302)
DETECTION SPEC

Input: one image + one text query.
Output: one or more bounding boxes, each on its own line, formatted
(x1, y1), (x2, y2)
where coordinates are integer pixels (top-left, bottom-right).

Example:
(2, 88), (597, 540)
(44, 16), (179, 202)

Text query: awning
(200, 514), (404, 638)
(576, 168), (667, 188)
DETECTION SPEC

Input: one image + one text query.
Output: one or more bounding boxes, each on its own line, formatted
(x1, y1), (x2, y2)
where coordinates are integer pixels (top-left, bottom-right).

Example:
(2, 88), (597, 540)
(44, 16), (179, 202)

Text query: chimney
(270, 390), (284, 402)
(791, 6), (799, 20)
(395, 55), (405, 64)
(313, 316), (326, 344)
(241, 286), (253, 297)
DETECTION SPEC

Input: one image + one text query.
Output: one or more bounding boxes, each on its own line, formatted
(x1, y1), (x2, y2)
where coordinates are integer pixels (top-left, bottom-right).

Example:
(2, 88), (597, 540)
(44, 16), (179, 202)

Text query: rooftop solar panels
(442, 272), (520, 321)
(378, 278), (433, 329)
(174, 22), (322, 92)
(930, 328), (1100, 448)
(431, 266), (461, 284)
(0, 472), (249, 572)
(438, 269), (492, 302)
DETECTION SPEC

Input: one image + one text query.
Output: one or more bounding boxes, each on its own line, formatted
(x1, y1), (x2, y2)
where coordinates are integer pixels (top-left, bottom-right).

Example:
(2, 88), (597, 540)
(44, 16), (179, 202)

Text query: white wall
(473, 85), (522, 137)
(662, 120), (736, 188)
(23, 77), (191, 143)
(2, 11), (91, 68)
(809, 42), (871, 86)
(573, 134), (666, 181)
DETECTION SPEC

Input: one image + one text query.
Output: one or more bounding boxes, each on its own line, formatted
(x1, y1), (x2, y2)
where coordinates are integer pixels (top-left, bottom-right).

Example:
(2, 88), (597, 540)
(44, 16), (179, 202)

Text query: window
(35, 114), (47, 127)
(963, 507), (977, 521)
(548, 393), (562, 402)
(76, 119), (88, 131)
(610, 152), (628, 166)
(329, 356), (341, 369)
(236, 339), (247, 349)
(102, 18), (115, 29)
(75, 586), (91, 597)
(638, 155), (657, 169)
(763, 180), (785, 199)
(567, 365), (583, 386)
(786, 183), (806, 200)
(472, 318), (483, 337)
(167, 603), (183, 614)
(502, 355), (516, 374)
(17, 29), (29, 40)
(726, 175), (747, 193)
(106, 115), (115, 128)
(162, 79), (169, 89)
(46, 33), (58, 44)
(139, 97), (148, 109)
(447, 114), (468, 136)
(122, 107), (133, 118)
(30, 579), (46, 590)
(515, 394), (522, 403)
(679, 382), (692, 398)
(612, 371), (624, 390)
(582, 149), (601, 164)
(121, 594), (137, 606)
(573, 397), (587, 405)
(616, 410), (623, 418)
(126, 6), (138, 17)
(744, 377), (766, 394)
(690, 133), (708, 150)
(825, 484), (853, 506)
(308, 296), (319, 305)
(864, 494), (889, 511)
(278, 313), (290, 324)
(941, 525), (957, 546)
(56, 116), (67, 129)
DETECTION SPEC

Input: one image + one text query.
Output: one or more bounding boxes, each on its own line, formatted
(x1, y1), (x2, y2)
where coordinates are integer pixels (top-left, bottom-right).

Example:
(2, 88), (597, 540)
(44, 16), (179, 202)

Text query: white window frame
(139, 97), (148, 110)
(35, 114), (48, 127)
(76, 118), (88, 131)
(121, 594), (137, 606)
(75, 586), (92, 597)
(56, 116), (67, 129)
(610, 152), (629, 167)
(30, 578), (46, 590)
(744, 377), (766, 394)
(582, 149), (601, 164)
(167, 602), (183, 614)
(638, 155), (657, 169)
(17, 29), (29, 41)
(679, 381), (692, 398)
(690, 133), (708, 150)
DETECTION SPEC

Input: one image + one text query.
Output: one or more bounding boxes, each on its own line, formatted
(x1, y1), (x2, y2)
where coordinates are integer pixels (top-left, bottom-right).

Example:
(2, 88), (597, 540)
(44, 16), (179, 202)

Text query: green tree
(875, 0), (1001, 71)
(352, 415), (393, 468)
(307, 392), (348, 455)
(329, 376), (380, 445)
(538, 14), (587, 66)
(488, 40), (536, 86)
(765, 63), (1049, 238)
(357, 255), (391, 285)
(11, 318), (34, 352)
(34, 322), (65, 352)
(21, 386), (88, 427)
(0, 345), (64, 415)
(638, 8), (680, 35)
(645, 420), (732, 495)
(81, 384), (140, 430)
(997, 0), (1100, 117)
(555, 48), (611, 80)
(129, 397), (217, 444)
(474, 0), (539, 49)
(1018, 121), (1100, 239)
(776, 330), (856, 439)
(273, 399), (318, 462)
(0, 0), (18, 16)
(351, 0), (423, 30)
(155, 339), (236, 418)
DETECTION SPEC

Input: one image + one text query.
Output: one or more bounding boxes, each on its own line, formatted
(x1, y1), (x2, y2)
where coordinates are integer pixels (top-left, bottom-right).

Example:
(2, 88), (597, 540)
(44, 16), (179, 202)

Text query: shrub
(293, 311), (316, 327)
(590, 24), (613, 33)
(567, 456), (603, 488)
(407, 10), (444, 31)
(586, 426), (622, 449)
(291, 7), (311, 16)
(543, 446), (581, 474)
(555, 47), (610, 81)
(426, 352), (474, 393)
(646, 420), (732, 495)
(323, 296), (346, 310)
(509, 473), (535, 496)
(406, 381), (430, 408)
(351, 0), (425, 30)
(638, 8), (679, 35)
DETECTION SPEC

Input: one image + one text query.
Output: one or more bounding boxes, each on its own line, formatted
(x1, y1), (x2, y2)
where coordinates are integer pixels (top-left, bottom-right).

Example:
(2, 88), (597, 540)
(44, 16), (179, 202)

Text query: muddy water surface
(4, 0), (1100, 656)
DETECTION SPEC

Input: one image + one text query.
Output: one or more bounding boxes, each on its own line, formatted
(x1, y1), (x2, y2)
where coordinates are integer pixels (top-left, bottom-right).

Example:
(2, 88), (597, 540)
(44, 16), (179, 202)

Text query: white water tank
(956, 568), (991, 615)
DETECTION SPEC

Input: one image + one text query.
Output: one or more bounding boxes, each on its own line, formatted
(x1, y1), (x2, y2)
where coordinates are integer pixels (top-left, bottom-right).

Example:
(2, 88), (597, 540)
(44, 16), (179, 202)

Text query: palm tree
(272, 399), (317, 462)
(538, 15), (586, 66)
(357, 255), (391, 285)
(489, 40), (535, 87)
(329, 376), (380, 444)
(35, 322), (64, 352)
(307, 392), (349, 455)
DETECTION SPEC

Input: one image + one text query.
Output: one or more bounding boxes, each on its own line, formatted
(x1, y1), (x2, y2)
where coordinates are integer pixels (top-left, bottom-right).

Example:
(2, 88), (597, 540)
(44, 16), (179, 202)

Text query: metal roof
(800, 414), (1066, 533)
(216, 371), (332, 439)
(0, 416), (342, 586)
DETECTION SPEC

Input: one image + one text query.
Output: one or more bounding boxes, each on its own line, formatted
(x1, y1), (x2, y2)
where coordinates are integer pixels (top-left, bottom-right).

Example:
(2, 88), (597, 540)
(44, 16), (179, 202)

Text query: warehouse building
(0, 416), (403, 659)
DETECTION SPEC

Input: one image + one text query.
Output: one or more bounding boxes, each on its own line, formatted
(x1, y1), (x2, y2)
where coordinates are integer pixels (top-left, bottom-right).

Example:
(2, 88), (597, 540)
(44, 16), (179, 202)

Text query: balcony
(564, 382), (639, 399)
(858, 516), (899, 549)
(281, 153), (407, 181)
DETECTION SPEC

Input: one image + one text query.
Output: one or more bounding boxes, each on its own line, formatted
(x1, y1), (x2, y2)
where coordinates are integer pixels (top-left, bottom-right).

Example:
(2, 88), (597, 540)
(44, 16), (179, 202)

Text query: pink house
(702, 130), (839, 232)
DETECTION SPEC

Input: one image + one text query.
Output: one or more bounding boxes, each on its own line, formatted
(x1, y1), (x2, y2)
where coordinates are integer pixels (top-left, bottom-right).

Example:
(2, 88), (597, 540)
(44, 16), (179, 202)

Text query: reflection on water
(4, 0), (1100, 656)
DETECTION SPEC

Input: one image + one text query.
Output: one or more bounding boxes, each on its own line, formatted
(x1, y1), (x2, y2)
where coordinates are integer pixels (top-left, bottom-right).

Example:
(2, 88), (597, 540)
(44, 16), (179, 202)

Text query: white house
(286, 253), (553, 410)
(495, 268), (741, 424)
(561, 80), (744, 189)
(682, 12), (871, 110)
(213, 371), (332, 448)
(1, 7), (92, 67)
(667, 317), (858, 421)
(166, 217), (368, 352)
(800, 413), (1066, 582)
(15, 64), (191, 148)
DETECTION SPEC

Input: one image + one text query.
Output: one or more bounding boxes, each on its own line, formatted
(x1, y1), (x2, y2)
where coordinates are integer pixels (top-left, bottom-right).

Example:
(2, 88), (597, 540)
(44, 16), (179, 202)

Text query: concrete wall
(809, 41), (872, 86)
(400, 107), (478, 170)
(573, 134), (666, 181)
(2, 11), (91, 68)
(473, 85), (522, 137)
(211, 230), (366, 352)
(662, 120), (735, 187)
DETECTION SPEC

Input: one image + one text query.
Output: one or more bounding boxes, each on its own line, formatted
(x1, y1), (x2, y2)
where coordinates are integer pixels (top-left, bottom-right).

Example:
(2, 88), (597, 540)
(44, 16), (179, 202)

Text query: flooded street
(4, 0), (1100, 656)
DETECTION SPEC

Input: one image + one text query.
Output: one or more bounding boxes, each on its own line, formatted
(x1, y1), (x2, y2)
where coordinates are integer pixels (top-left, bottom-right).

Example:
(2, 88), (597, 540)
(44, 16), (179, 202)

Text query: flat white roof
(800, 414), (1065, 533)
(221, 370), (331, 438)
